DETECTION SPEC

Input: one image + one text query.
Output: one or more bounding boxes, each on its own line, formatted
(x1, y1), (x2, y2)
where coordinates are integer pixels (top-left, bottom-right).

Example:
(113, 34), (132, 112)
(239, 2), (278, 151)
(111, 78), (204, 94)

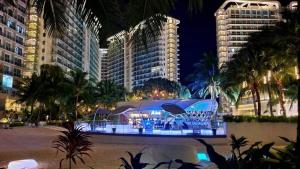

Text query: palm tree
(188, 52), (221, 100)
(38, 64), (66, 119)
(65, 70), (90, 121)
(221, 47), (267, 116)
(53, 125), (92, 169)
(295, 1), (300, 167)
(16, 73), (41, 122)
(96, 80), (126, 109)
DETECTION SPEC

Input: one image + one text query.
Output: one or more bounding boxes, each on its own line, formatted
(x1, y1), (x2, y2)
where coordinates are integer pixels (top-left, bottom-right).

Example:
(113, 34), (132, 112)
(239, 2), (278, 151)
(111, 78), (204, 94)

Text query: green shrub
(9, 121), (25, 127)
(47, 120), (63, 126)
(223, 115), (297, 123)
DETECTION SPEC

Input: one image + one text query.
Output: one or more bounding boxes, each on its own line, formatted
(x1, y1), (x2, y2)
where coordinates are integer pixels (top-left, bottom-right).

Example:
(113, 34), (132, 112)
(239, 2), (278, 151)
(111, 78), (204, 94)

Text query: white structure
(215, 0), (281, 67)
(105, 17), (180, 91)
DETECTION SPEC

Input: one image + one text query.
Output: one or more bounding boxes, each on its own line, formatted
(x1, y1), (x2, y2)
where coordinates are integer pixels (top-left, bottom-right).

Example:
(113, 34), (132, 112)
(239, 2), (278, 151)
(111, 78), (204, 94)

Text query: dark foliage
(198, 135), (297, 169)
(53, 125), (93, 169)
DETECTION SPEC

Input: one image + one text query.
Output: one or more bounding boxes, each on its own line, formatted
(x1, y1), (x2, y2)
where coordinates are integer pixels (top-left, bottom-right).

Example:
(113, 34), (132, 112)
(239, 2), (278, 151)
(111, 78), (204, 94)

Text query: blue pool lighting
(197, 152), (209, 161)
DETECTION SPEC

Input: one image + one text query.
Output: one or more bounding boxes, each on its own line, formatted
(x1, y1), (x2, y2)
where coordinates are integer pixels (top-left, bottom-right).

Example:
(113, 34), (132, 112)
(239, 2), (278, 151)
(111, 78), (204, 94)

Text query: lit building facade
(99, 48), (108, 81)
(0, 0), (27, 110)
(107, 31), (126, 86)
(25, 2), (100, 80)
(106, 17), (180, 91)
(215, 0), (281, 67)
(83, 29), (100, 81)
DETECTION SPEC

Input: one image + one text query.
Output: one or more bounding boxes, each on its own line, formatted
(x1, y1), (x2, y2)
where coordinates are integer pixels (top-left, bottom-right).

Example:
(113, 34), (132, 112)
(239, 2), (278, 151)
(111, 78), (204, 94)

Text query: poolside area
(79, 99), (226, 137)
(76, 122), (227, 138)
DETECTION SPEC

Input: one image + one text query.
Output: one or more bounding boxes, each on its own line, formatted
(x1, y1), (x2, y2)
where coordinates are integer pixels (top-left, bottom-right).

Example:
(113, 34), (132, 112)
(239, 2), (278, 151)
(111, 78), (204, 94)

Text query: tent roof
(117, 99), (218, 114)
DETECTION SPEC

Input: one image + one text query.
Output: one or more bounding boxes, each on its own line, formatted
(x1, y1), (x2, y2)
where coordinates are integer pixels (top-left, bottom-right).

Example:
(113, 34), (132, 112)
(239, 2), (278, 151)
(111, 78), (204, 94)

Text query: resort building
(215, 0), (298, 116)
(83, 29), (101, 81)
(0, 0), (27, 110)
(215, 0), (281, 67)
(99, 48), (108, 81)
(25, 2), (100, 80)
(106, 17), (180, 91)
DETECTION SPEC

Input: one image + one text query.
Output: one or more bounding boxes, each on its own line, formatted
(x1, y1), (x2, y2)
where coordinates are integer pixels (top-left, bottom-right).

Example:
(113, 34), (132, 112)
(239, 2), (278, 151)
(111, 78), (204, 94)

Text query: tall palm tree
(248, 27), (297, 116)
(65, 70), (90, 121)
(221, 47), (268, 116)
(295, 1), (300, 167)
(16, 73), (41, 122)
(188, 52), (221, 100)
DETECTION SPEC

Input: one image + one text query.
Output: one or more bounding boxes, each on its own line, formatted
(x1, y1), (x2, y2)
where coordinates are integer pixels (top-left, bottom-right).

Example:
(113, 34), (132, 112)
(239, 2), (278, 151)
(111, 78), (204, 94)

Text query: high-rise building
(105, 17), (180, 91)
(215, 0), (281, 67)
(25, 1), (100, 80)
(0, 0), (27, 110)
(99, 48), (108, 81)
(215, 0), (298, 116)
(83, 29), (100, 81)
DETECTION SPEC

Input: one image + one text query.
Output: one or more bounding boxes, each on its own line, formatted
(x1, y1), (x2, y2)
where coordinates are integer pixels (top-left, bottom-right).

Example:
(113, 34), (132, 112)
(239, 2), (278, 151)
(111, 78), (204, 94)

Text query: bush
(9, 121), (25, 127)
(223, 115), (297, 123)
(47, 120), (63, 126)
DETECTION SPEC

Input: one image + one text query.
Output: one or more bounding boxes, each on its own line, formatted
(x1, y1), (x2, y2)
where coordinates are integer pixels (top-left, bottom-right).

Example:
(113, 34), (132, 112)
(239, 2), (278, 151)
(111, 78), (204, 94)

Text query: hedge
(223, 115), (298, 123)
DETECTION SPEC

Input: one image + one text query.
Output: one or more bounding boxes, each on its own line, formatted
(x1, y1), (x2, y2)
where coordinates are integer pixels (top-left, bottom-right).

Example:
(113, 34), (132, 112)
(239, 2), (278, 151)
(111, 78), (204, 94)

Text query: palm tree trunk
(296, 3), (300, 169)
(29, 102), (34, 123)
(250, 88), (258, 116)
(267, 84), (274, 116)
(296, 2), (300, 168)
(69, 158), (72, 169)
(253, 83), (261, 116)
(275, 79), (286, 116)
(75, 95), (79, 121)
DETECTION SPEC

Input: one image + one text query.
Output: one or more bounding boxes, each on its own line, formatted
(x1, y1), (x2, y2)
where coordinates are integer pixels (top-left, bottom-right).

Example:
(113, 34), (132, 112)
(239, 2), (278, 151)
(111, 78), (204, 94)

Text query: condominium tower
(25, 1), (100, 80)
(215, 0), (298, 116)
(215, 0), (281, 67)
(0, 0), (27, 110)
(99, 48), (108, 81)
(105, 17), (180, 91)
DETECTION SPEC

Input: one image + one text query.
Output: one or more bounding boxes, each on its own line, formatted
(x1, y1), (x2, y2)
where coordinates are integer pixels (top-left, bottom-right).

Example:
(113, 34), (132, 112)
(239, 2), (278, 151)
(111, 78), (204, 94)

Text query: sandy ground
(0, 125), (296, 169)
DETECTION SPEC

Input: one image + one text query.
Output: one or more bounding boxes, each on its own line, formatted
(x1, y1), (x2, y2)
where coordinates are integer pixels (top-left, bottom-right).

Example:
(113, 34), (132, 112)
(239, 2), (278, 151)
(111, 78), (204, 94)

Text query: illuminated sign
(2, 75), (13, 88)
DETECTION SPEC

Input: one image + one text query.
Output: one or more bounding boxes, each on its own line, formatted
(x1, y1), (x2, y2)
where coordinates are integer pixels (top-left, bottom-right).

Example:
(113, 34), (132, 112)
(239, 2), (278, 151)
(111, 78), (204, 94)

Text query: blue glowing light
(197, 153), (209, 161)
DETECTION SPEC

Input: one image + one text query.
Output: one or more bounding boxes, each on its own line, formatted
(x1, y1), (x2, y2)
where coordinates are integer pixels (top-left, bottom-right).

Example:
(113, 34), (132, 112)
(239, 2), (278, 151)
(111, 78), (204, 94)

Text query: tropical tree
(53, 125), (93, 169)
(16, 73), (41, 122)
(188, 52), (221, 100)
(63, 70), (91, 121)
(133, 78), (180, 100)
(38, 64), (66, 120)
(221, 46), (268, 116)
(178, 85), (192, 99)
(95, 80), (126, 109)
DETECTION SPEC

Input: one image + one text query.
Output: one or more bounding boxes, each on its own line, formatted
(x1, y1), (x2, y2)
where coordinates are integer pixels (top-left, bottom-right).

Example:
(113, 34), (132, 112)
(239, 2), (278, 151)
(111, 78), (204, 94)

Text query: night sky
(172, 0), (224, 85)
